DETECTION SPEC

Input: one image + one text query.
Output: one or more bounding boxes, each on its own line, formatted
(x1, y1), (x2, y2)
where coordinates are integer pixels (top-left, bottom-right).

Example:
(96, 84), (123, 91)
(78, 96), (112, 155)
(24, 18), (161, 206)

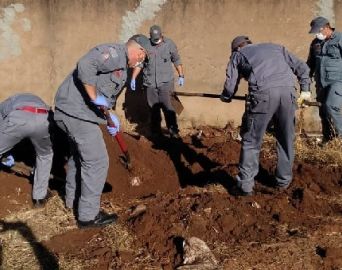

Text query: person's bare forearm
(176, 65), (184, 77)
(83, 84), (97, 100)
(132, 67), (142, 80)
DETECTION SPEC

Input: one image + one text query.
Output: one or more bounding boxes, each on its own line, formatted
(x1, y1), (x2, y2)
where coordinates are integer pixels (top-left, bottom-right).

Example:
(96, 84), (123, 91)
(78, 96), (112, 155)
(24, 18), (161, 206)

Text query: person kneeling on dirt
(221, 36), (311, 196)
(130, 25), (185, 139)
(0, 93), (53, 207)
(54, 34), (150, 228)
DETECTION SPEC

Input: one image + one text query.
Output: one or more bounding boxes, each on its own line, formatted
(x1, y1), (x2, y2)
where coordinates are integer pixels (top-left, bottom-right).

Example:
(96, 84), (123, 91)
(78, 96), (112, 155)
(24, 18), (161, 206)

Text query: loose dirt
(0, 126), (342, 269)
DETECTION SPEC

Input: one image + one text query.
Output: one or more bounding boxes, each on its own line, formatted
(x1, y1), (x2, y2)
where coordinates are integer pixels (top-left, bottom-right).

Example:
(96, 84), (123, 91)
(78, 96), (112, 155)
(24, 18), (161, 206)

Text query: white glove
(297, 91), (311, 106)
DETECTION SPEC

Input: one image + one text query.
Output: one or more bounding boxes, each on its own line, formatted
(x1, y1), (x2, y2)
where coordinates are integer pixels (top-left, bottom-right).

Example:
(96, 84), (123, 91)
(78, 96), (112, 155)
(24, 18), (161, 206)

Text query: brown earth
(0, 127), (342, 269)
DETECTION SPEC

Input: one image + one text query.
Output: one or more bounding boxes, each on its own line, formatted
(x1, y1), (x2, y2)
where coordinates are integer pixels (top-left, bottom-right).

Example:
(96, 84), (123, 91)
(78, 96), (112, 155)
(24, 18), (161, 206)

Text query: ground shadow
(122, 71), (151, 137)
(0, 220), (59, 269)
(149, 135), (236, 192)
(255, 165), (277, 187)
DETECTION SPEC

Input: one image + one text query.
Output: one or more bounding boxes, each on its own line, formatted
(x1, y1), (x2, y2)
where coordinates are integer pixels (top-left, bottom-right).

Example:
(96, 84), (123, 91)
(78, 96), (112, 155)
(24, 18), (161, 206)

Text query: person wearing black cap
(130, 25), (184, 139)
(53, 34), (150, 228)
(221, 36), (310, 196)
(307, 16), (342, 141)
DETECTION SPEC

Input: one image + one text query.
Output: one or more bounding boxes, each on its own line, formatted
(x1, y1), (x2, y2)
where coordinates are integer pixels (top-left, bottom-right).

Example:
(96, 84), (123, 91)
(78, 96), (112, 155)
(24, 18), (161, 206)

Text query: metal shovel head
(171, 94), (184, 115)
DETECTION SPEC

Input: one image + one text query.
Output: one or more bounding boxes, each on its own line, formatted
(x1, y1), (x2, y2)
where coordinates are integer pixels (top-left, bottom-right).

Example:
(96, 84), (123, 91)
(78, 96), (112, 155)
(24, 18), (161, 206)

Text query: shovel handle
(102, 108), (129, 153)
(302, 100), (322, 107)
(174, 91), (246, 100)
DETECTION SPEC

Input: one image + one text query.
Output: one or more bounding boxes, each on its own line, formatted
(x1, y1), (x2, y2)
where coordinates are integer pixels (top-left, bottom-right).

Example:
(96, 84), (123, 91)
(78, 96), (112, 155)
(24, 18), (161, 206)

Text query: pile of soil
(1, 126), (342, 269)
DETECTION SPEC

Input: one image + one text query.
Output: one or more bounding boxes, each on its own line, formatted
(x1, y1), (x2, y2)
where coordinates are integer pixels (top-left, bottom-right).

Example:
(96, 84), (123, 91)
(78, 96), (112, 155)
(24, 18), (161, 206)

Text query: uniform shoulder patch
(109, 47), (118, 59)
(102, 52), (110, 61)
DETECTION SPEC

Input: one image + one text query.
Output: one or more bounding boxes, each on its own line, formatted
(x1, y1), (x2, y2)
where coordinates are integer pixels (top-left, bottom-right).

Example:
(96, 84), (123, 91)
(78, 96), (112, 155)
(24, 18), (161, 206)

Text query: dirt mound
(103, 131), (180, 201)
(1, 127), (342, 269)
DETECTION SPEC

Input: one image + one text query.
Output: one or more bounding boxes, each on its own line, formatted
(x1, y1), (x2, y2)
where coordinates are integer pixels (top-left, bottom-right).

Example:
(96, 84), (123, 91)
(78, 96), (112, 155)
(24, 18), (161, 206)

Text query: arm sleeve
(222, 53), (241, 98)
(169, 39), (182, 66)
(77, 49), (102, 86)
(306, 41), (316, 78)
(0, 103), (5, 120)
(283, 47), (311, 92)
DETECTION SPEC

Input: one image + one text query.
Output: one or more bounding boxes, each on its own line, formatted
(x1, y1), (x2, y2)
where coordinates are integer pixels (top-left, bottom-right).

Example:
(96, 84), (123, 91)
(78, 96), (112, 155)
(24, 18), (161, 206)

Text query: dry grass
(262, 132), (342, 167)
(0, 194), (80, 270)
(295, 136), (342, 166)
(0, 193), (138, 270)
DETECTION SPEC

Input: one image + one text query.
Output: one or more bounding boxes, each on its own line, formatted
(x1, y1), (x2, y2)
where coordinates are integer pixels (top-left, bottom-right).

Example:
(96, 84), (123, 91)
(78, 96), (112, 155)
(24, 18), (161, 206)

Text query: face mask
(316, 33), (326, 40)
(152, 38), (162, 45)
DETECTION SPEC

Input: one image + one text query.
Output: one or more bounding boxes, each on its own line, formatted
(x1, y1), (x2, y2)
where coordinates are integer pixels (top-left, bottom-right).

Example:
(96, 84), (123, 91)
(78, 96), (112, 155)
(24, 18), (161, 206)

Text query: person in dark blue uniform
(221, 36), (310, 195)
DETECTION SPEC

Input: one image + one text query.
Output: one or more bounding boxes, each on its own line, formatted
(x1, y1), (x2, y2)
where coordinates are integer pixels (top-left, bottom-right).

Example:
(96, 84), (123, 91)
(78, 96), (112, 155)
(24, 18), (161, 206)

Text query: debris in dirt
(127, 204), (147, 220)
(130, 176), (142, 186)
(232, 132), (242, 142)
(176, 237), (218, 270)
(251, 201), (261, 209)
(197, 130), (203, 140)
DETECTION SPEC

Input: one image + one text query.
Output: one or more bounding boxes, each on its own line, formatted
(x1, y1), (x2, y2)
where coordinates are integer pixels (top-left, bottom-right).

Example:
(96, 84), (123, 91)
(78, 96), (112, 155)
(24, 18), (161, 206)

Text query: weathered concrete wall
(0, 0), (341, 131)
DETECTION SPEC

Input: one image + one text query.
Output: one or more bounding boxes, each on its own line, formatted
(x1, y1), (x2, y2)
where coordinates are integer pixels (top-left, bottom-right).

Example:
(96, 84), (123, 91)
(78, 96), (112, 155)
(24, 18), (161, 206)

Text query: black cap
(150, 25), (162, 43)
(231, 36), (250, 51)
(129, 34), (151, 51)
(309, 16), (329, 33)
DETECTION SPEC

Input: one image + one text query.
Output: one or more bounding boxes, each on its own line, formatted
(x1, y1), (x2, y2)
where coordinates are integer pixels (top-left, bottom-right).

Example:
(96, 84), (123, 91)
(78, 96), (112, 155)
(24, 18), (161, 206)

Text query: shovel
(102, 108), (132, 170)
(172, 92), (321, 115)
(174, 91), (246, 100)
(171, 91), (246, 114)
(302, 100), (321, 107)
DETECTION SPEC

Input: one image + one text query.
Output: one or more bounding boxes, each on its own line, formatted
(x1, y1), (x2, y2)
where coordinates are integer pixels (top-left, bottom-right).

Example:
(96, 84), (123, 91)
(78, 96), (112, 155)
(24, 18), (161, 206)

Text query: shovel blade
(171, 94), (184, 115)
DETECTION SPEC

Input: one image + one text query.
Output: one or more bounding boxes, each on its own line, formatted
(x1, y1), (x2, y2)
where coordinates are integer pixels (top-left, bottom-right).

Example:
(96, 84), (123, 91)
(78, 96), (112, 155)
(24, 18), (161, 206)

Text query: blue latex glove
(220, 94), (232, 103)
(106, 113), (120, 136)
(1, 155), (15, 167)
(178, 76), (185, 87)
(92, 94), (108, 108)
(130, 79), (136, 91)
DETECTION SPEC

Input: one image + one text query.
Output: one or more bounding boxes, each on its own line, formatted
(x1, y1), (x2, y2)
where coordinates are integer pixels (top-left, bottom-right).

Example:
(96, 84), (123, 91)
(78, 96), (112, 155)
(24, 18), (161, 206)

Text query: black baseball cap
(309, 16), (329, 33)
(150, 25), (162, 43)
(129, 34), (151, 51)
(231, 36), (251, 51)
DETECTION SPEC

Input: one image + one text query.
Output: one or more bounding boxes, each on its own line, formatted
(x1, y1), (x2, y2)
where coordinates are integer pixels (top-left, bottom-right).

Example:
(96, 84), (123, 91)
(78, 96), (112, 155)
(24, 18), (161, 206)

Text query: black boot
(78, 211), (118, 228)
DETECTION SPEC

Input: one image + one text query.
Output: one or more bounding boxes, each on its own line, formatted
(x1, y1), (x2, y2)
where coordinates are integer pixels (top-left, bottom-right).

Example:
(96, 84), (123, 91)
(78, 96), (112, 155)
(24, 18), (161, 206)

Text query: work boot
(169, 128), (180, 139)
(78, 211), (118, 229)
(230, 185), (254, 197)
(32, 190), (53, 208)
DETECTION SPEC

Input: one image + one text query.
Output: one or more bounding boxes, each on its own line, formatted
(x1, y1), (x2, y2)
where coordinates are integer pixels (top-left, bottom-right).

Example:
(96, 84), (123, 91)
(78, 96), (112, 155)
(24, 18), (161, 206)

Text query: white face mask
(316, 33), (326, 40)
(152, 38), (162, 45)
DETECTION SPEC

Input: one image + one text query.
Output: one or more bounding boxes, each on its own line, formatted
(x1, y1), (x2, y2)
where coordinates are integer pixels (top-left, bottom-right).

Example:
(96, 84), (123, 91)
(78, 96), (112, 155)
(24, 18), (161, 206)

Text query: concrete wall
(0, 0), (341, 131)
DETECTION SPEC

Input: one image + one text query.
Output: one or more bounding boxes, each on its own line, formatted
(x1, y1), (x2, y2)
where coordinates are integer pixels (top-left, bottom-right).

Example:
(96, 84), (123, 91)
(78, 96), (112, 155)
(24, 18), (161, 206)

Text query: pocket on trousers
(249, 93), (269, 113)
(291, 92), (298, 109)
(326, 71), (342, 81)
(240, 113), (253, 137)
(7, 111), (27, 127)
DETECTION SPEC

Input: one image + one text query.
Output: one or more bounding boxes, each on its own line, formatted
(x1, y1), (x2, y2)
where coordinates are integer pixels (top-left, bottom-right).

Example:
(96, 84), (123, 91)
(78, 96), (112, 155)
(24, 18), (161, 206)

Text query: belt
(16, 106), (49, 114)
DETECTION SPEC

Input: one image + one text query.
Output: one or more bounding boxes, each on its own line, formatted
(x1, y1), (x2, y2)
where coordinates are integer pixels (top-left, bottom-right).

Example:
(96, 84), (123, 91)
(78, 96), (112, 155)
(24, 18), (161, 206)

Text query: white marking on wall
(0, 3), (31, 61)
(119, 0), (168, 42)
(315, 0), (335, 25)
